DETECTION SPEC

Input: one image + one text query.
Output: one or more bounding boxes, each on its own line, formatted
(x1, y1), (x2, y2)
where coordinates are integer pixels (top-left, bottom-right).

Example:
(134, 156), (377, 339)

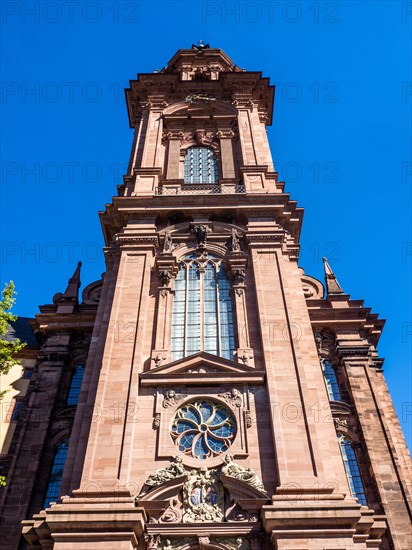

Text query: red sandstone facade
(0, 46), (410, 550)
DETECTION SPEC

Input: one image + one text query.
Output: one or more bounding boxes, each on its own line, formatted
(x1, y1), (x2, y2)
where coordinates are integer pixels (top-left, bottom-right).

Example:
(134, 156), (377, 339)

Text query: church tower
(3, 45), (410, 549)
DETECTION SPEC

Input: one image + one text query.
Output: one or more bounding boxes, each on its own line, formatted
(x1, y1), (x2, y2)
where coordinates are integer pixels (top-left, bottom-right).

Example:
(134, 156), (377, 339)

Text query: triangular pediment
(140, 352), (264, 386)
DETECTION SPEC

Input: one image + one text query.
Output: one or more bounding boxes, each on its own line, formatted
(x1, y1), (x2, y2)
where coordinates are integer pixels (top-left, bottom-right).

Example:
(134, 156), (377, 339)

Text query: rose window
(171, 399), (236, 460)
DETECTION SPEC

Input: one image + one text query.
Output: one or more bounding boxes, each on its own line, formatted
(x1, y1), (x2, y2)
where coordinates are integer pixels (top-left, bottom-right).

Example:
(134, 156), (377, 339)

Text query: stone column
(343, 352), (412, 549)
(165, 133), (183, 180)
(217, 129), (236, 180)
(78, 222), (158, 491)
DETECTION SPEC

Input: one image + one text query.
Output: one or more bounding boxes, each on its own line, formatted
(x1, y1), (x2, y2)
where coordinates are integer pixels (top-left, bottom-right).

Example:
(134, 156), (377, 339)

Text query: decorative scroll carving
(217, 129), (235, 140)
(218, 388), (242, 408)
(153, 413), (161, 430)
(158, 496), (183, 523)
(162, 389), (186, 408)
(221, 455), (266, 494)
(226, 501), (258, 523)
(139, 457), (185, 496)
(183, 467), (224, 523)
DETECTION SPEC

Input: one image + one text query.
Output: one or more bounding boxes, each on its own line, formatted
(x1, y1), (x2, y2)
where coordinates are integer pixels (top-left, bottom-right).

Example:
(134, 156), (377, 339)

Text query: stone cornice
(99, 193), (303, 247)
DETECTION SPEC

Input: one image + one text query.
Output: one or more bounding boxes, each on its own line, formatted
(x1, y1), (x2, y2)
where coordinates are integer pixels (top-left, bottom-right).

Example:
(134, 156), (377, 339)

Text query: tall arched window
(338, 435), (367, 505)
(184, 147), (218, 184)
(67, 363), (85, 406)
(171, 254), (235, 361)
(43, 439), (69, 509)
(322, 359), (341, 401)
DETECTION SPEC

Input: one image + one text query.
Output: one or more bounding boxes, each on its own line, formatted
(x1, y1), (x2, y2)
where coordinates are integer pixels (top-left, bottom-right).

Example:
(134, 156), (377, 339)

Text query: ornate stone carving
(245, 409), (253, 428)
(158, 496), (183, 523)
(217, 129), (235, 140)
(139, 457), (186, 496)
(230, 227), (241, 251)
(226, 501), (257, 522)
(162, 389), (186, 408)
(215, 537), (250, 550)
(185, 366), (218, 373)
(183, 467), (224, 523)
(221, 455), (266, 494)
(186, 92), (216, 102)
(232, 268), (245, 285)
(192, 224), (209, 246)
(163, 229), (173, 253)
(334, 417), (348, 431)
(159, 270), (172, 287)
(238, 350), (253, 366)
(153, 413), (161, 430)
(159, 538), (192, 550)
(145, 534), (161, 550)
(152, 353), (166, 367)
(219, 388), (242, 408)
(199, 536), (211, 550)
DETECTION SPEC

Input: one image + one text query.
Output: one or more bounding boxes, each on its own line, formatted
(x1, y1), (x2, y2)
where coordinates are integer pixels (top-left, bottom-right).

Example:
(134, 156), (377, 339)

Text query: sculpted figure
(192, 224), (209, 246)
(163, 229), (172, 253)
(221, 454), (266, 493)
(231, 227), (241, 251)
(140, 457), (185, 495)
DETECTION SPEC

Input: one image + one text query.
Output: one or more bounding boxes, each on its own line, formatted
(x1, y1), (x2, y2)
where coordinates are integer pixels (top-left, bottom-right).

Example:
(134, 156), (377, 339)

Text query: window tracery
(171, 253), (235, 361)
(171, 399), (236, 460)
(184, 147), (218, 184)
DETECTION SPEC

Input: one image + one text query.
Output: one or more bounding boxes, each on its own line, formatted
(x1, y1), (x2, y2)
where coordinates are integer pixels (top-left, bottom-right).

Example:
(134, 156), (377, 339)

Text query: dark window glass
(339, 436), (367, 505)
(11, 401), (24, 421)
(43, 439), (69, 509)
(67, 364), (85, 406)
(322, 360), (342, 401)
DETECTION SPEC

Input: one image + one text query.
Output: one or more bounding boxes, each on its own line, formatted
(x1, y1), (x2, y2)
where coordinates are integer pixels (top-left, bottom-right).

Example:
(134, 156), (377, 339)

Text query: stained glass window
(184, 147), (218, 184)
(171, 399), (236, 459)
(171, 254), (235, 361)
(43, 439), (69, 509)
(67, 363), (85, 406)
(322, 360), (342, 401)
(338, 435), (367, 505)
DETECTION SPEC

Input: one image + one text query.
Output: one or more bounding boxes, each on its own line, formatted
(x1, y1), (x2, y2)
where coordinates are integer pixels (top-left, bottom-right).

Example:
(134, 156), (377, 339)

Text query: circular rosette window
(171, 399), (236, 460)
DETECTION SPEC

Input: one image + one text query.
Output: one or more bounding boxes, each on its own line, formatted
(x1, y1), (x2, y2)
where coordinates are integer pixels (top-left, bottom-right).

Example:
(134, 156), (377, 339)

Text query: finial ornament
(322, 257), (344, 295)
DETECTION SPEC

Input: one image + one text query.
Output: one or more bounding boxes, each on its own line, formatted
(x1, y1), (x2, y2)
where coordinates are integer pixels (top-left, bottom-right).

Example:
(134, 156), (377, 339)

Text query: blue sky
(1, 1), (411, 448)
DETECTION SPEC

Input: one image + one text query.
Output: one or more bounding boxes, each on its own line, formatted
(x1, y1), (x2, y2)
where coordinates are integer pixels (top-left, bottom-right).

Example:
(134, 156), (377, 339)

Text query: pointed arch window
(171, 254), (235, 361)
(184, 147), (218, 184)
(338, 435), (367, 505)
(43, 439), (69, 509)
(322, 359), (342, 401)
(67, 363), (85, 406)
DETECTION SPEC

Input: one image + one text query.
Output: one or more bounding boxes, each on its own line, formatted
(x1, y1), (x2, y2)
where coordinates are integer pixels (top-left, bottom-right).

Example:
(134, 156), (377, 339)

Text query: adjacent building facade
(0, 45), (410, 550)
